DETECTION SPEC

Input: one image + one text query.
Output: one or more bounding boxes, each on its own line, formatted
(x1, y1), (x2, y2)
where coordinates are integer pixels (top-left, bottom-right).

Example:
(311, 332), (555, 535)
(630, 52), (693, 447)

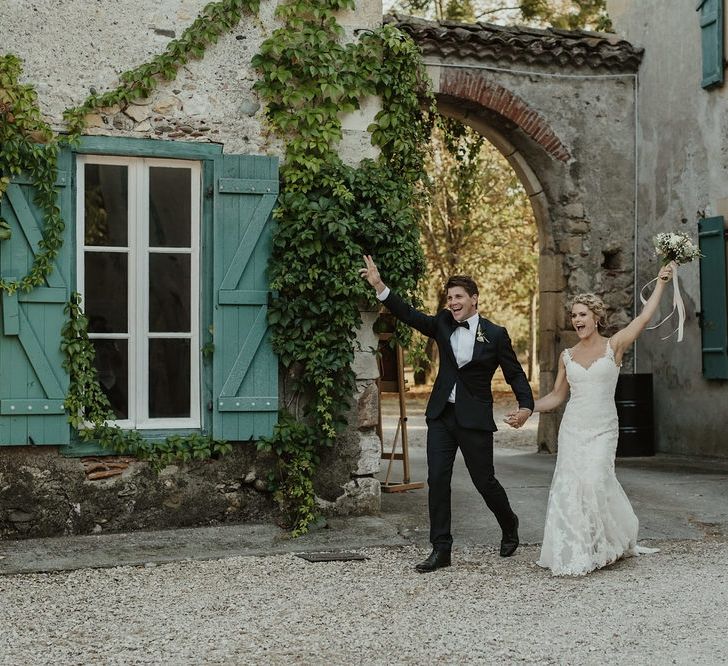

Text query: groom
(361, 255), (533, 572)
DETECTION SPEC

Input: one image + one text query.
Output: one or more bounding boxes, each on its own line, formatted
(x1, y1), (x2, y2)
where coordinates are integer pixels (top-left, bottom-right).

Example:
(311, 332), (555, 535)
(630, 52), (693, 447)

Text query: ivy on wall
(253, 0), (431, 533)
(0, 54), (63, 294)
(0, 0), (432, 533)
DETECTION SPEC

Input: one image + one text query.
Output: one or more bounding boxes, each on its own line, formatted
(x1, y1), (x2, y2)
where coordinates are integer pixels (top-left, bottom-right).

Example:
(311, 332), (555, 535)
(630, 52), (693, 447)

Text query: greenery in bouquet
(653, 231), (702, 266)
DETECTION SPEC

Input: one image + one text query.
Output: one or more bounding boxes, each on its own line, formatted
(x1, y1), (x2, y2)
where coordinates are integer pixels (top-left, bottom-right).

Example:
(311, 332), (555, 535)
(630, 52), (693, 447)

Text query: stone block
(559, 330), (580, 351)
(563, 203), (585, 218)
(152, 96), (181, 115)
(357, 382), (379, 430)
(316, 477), (381, 516)
(125, 104), (151, 123)
(340, 129), (379, 166)
(567, 268), (593, 294)
(558, 235), (584, 257)
(564, 218), (589, 234)
(352, 311), (380, 380)
(539, 253), (566, 292)
(239, 99), (260, 117)
(529, 192), (555, 252)
(341, 95), (381, 132)
(83, 113), (106, 128)
(354, 431), (381, 476)
(539, 369), (555, 395)
(538, 333), (560, 369)
(508, 149), (543, 197)
(540, 291), (566, 331)
(335, 0), (382, 31)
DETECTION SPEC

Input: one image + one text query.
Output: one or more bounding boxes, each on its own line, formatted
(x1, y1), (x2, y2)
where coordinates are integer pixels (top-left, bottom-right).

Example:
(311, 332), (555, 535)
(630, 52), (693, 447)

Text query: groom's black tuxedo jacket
(383, 291), (534, 431)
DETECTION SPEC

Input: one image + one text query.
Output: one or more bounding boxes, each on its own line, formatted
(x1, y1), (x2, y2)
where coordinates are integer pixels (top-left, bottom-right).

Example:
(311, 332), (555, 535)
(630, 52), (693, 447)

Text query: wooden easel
(376, 333), (424, 493)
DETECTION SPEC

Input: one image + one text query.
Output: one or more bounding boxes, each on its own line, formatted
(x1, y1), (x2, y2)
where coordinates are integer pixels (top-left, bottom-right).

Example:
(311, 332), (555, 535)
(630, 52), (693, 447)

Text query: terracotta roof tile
(386, 14), (643, 72)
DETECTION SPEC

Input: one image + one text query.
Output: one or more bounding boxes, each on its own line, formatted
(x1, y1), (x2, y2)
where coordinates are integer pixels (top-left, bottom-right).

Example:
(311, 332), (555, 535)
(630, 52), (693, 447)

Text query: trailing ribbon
(639, 260), (685, 341)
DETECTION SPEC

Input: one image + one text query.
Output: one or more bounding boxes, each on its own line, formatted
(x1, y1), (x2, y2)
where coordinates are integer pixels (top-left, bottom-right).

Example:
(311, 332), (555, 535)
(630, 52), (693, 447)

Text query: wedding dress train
(537, 339), (658, 576)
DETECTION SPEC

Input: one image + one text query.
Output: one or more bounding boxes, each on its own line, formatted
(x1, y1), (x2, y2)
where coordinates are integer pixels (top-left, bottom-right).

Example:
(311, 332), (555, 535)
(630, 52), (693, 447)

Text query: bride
(509, 264), (673, 576)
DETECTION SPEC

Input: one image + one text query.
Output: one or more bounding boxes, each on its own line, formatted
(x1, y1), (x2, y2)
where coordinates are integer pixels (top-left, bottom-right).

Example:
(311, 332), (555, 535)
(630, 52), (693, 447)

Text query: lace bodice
(562, 339), (620, 415)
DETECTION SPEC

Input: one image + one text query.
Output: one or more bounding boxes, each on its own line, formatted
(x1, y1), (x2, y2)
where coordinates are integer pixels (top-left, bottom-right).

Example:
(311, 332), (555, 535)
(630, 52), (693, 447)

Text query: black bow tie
(453, 320), (470, 329)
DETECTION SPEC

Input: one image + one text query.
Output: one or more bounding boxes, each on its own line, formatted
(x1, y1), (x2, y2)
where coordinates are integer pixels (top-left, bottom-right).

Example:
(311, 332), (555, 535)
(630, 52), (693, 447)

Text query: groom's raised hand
(360, 255), (386, 295)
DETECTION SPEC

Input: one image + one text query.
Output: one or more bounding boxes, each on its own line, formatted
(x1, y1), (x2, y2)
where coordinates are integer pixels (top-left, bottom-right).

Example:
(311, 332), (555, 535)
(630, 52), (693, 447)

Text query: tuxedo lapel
(441, 312), (458, 366)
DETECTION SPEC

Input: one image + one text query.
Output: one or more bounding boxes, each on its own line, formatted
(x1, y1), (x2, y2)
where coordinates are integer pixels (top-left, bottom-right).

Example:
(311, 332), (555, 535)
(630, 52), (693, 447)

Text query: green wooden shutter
(697, 0), (725, 88)
(698, 215), (728, 379)
(212, 155), (279, 441)
(0, 149), (72, 445)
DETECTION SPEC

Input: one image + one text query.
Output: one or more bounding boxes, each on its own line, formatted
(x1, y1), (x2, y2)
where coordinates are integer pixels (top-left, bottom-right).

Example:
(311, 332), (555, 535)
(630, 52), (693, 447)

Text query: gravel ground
(2, 539), (727, 665)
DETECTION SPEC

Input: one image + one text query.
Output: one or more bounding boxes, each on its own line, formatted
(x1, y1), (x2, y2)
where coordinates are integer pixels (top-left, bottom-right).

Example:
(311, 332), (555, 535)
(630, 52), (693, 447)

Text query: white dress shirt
(447, 311), (480, 402)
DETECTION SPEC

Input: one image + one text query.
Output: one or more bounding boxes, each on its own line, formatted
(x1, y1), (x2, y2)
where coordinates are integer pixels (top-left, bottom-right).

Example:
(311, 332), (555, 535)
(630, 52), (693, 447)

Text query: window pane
(149, 253), (191, 332)
(84, 164), (128, 246)
(85, 253), (128, 333)
(92, 339), (128, 420)
(149, 339), (191, 418)
(149, 167), (192, 247)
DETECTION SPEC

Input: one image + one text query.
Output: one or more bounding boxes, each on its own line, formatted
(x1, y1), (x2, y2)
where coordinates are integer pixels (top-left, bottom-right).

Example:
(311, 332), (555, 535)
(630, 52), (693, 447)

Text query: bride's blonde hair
(570, 293), (607, 329)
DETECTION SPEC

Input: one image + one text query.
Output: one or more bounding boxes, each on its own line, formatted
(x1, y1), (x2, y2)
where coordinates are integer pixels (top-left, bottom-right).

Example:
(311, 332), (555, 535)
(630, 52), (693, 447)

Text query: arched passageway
(391, 14), (643, 450)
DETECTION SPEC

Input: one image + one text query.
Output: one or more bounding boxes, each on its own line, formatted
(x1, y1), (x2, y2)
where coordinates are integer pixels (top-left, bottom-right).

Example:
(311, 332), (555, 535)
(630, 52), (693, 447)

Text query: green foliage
(62, 293), (231, 471)
(257, 412), (319, 536)
(0, 54), (64, 294)
(253, 0), (431, 533)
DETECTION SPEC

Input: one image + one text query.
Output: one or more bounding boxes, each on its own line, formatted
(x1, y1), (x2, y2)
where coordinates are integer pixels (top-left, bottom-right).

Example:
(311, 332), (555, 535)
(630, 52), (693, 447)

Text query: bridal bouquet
(653, 232), (702, 266)
(642, 231), (701, 342)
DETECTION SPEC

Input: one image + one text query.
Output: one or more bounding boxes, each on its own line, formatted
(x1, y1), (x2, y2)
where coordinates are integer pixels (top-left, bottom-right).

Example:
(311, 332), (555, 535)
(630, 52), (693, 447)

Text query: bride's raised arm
(611, 264), (673, 358)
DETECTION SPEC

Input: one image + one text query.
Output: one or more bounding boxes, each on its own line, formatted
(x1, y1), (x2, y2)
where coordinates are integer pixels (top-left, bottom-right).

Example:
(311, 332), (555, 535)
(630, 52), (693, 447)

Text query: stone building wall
(608, 0), (728, 457)
(0, 0), (385, 537)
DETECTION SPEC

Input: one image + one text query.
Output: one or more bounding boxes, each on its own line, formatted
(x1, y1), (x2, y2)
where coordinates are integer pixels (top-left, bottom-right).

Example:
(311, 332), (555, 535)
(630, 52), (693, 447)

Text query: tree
(389, 0), (612, 32)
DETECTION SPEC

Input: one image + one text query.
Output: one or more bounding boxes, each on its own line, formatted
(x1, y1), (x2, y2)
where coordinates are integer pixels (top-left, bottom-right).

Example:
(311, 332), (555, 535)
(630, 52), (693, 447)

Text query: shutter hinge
(205, 185), (214, 199)
(207, 400), (213, 411)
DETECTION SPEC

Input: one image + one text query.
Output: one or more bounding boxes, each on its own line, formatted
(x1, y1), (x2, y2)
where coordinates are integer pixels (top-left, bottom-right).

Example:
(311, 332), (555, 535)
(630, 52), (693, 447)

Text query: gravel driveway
(2, 390), (727, 665)
(2, 538), (727, 665)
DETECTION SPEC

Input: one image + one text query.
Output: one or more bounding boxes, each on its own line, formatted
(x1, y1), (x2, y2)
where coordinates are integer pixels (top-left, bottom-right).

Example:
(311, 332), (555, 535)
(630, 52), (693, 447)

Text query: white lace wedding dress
(537, 339), (658, 576)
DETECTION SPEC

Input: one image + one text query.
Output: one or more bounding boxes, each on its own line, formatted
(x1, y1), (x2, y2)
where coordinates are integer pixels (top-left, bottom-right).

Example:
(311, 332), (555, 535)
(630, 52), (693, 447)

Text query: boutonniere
(476, 324), (490, 344)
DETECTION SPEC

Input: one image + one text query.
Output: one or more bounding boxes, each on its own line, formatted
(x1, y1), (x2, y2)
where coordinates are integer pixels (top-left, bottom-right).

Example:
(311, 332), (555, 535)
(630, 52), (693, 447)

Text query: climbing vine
(0, 54), (63, 294)
(253, 0), (432, 533)
(1, 0), (433, 533)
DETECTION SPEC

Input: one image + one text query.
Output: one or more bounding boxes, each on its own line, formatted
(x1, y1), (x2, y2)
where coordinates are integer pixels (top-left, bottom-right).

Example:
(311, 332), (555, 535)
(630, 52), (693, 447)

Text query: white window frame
(76, 155), (202, 430)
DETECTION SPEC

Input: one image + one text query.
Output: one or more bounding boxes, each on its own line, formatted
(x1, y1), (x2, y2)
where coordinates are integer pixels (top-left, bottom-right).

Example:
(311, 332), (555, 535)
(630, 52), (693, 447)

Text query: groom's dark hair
(445, 275), (479, 297)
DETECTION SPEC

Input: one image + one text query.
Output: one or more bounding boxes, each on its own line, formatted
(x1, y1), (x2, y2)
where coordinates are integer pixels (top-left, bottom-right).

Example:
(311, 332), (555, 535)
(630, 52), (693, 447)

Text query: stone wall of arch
(427, 63), (639, 451)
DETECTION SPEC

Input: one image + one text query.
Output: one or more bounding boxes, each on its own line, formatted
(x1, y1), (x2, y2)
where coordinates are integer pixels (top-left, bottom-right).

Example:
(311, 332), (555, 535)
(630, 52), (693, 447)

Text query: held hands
(360, 255), (386, 294)
(504, 408), (531, 429)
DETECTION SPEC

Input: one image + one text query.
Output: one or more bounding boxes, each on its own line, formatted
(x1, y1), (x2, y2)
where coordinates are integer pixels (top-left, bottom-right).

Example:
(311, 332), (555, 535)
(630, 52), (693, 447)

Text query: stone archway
(392, 15), (643, 451)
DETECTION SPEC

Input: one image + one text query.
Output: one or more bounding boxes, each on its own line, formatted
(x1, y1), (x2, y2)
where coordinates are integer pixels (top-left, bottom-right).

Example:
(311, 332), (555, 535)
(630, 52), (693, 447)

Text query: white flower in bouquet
(653, 232), (702, 266)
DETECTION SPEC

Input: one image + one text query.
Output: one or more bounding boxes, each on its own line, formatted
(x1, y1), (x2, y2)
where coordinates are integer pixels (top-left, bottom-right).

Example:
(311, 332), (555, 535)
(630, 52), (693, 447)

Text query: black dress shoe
(500, 514), (519, 557)
(415, 549), (451, 573)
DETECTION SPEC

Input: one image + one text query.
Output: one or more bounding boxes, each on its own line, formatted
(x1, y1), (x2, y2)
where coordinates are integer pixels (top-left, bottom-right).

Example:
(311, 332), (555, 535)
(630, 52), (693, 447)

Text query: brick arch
(439, 68), (571, 163)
